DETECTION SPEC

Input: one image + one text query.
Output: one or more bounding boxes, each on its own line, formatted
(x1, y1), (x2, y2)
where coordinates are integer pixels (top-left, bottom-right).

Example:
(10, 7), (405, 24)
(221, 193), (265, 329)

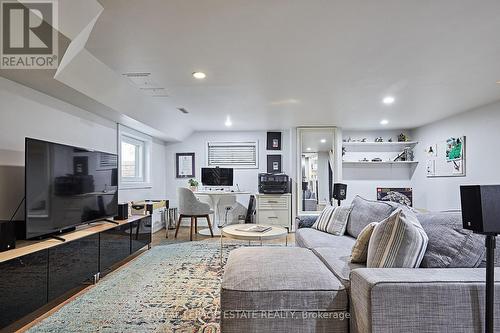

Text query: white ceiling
(83, 0), (500, 136)
(3, 0), (500, 141)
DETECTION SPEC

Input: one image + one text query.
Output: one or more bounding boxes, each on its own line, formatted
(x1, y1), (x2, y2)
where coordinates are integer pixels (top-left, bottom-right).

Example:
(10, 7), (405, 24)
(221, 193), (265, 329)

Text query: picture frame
(267, 154), (282, 173)
(176, 153), (195, 178)
(266, 132), (282, 150)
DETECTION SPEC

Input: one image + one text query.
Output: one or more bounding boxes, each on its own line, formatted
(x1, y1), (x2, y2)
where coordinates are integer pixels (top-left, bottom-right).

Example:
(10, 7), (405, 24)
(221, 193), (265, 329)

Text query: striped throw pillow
(367, 208), (428, 268)
(312, 205), (353, 236)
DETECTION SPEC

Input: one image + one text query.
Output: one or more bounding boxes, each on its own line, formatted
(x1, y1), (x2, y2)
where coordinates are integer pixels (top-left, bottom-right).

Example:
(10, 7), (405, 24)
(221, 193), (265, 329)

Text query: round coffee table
(220, 224), (288, 264)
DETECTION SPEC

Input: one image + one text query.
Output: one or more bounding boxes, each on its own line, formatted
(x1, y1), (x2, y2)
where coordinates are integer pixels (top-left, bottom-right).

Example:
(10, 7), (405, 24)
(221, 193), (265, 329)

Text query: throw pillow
(351, 222), (378, 263)
(346, 196), (397, 238)
(417, 212), (485, 268)
(367, 208), (428, 268)
(312, 205), (353, 236)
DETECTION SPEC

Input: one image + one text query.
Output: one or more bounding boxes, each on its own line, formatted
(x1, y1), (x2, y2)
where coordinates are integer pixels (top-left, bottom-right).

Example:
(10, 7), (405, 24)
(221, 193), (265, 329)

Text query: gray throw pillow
(347, 196), (397, 238)
(312, 205), (353, 236)
(418, 212), (485, 268)
(367, 209), (428, 268)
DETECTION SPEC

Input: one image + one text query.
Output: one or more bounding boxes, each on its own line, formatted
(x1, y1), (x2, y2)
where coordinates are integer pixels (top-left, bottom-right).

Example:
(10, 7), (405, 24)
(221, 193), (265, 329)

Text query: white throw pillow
(312, 205), (353, 236)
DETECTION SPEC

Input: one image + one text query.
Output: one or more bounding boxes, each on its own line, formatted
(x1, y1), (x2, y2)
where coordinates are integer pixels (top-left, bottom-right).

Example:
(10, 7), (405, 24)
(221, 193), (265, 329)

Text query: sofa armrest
(350, 268), (500, 333)
(294, 215), (318, 230)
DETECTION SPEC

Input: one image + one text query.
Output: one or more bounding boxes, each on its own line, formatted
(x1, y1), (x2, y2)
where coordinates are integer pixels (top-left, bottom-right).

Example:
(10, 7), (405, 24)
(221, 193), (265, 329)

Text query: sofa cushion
(351, 222), (378, 263)
(221, 247), (348, 311)
(312, 248), (365, 289)
(312, 205), (352, 236)
(367, 209), (428, 268)
(346, 196), (397, 238)
(296, 228), (356, 254)
(418, 212), (485, 268)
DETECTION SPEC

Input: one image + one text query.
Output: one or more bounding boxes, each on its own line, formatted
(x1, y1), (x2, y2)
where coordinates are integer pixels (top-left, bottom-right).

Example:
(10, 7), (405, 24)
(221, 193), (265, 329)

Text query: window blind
(207, 141), (258, 168)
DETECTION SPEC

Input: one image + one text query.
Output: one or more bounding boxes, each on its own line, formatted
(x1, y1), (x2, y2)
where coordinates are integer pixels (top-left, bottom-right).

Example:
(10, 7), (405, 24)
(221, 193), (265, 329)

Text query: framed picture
(377, 188), (413, 207)
(176, 153), (195, 178)
(266, 132), (282, 150)
(267, 155), (282, 173)
(426, 136), (466, 177)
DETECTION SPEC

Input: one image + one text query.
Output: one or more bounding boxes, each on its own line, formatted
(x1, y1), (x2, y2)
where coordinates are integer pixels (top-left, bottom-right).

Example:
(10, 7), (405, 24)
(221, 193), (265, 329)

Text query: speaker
(116, 202), (129, 220)
(146, 203), (154, 216)
(0, 220), (16, 252)
(333, 183), (347, 201)
(460, 185), (500, 234)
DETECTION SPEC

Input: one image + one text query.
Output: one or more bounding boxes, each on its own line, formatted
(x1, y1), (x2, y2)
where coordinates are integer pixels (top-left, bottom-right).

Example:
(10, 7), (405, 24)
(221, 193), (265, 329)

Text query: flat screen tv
(25, 138), (118, 239)
(201, 167), (234, 186)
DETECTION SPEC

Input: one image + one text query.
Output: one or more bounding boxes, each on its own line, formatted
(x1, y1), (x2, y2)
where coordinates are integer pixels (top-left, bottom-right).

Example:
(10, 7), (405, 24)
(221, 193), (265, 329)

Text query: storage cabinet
(48, 235), (99, 301)
(255, 194), (291, 229)
(0, 251), (49, 329)
(0, 215), (151, 330)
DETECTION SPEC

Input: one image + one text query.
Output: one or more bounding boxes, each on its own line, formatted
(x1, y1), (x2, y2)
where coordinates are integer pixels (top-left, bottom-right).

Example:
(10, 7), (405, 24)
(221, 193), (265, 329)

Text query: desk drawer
(258, 196), (289, 210)
(257, 210), (289, 226)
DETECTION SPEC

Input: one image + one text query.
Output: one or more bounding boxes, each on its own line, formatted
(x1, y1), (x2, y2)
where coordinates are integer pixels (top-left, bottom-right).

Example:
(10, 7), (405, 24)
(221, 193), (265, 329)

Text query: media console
(0, 215), (152, 330)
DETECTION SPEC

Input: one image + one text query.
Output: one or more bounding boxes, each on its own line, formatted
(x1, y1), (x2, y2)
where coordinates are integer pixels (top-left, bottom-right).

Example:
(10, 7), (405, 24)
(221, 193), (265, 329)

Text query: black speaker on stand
(333, 183), (347, 207)
(460, 185), (500, 333)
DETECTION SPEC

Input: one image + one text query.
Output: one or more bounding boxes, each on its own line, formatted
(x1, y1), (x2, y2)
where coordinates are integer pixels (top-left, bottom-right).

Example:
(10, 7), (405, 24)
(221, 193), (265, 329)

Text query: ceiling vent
(140, 87), (168, 97)
(177, 108), (189, 114)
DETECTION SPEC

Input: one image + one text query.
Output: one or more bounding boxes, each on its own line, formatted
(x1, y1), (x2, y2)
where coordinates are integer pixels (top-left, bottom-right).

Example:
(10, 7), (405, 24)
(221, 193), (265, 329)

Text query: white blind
(207, 141), (258, 168)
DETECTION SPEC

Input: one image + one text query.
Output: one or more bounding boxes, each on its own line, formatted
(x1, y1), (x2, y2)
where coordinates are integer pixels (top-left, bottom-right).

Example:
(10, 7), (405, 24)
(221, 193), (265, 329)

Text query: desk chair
(175, 187), (214, 241)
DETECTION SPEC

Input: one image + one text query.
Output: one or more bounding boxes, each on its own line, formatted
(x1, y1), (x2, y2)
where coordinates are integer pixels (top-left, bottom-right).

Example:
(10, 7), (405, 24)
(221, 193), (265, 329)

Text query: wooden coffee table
(220, 224), (288, 264)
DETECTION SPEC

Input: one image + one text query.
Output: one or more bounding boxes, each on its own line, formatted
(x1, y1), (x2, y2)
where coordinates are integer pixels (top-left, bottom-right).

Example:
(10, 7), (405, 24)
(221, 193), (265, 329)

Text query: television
(201, 167), (234, 186)
(25, 138), (118, 239)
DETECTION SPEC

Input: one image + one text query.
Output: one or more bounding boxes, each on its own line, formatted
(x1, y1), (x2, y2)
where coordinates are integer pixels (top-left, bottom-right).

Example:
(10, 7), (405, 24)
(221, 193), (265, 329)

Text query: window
(207, 141), (258, 168)
(118, 125), (152, 188)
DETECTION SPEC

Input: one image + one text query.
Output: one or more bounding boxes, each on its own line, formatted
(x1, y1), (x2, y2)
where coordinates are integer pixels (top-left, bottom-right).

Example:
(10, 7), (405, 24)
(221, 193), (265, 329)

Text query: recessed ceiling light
(192, 72), (206, 79)
(382, 96), (395, 105)
(306, 147), (312, 151)
(380, 119), (389, 125)
(224, 116), (232, 127)
(320, 139), (326, 143)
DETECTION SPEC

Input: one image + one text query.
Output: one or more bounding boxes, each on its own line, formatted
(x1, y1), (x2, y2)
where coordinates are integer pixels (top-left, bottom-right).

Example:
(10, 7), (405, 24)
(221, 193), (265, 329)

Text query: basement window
(207, 141), (259, 169)
(119, 125), (152, 188)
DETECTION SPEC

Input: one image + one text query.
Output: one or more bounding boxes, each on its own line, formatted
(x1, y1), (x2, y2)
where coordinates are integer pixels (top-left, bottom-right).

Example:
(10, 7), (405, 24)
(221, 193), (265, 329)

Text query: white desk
(194, 191), (251, 236)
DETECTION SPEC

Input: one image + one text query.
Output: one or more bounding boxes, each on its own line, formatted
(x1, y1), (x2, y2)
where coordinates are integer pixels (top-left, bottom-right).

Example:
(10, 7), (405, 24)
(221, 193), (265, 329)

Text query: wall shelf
(343, 141), (418, 148)
(342, 161), (418, 165)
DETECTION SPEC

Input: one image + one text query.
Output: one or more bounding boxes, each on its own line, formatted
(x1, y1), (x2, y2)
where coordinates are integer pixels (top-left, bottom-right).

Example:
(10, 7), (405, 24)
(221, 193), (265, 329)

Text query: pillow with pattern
(312, 205), (353, 236)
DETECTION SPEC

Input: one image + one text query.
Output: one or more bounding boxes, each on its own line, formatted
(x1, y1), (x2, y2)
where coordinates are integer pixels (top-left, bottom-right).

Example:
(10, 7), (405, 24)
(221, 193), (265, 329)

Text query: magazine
(235, 225), (272, 233)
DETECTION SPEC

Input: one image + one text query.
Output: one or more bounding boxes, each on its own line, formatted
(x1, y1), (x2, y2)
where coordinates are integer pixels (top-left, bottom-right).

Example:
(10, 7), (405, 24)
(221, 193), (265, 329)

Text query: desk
(194, 191), (250, 236)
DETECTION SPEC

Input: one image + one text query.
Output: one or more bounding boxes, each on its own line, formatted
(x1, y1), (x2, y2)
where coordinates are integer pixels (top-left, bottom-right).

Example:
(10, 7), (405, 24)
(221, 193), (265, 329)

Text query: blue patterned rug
(28, 239), (244, 333)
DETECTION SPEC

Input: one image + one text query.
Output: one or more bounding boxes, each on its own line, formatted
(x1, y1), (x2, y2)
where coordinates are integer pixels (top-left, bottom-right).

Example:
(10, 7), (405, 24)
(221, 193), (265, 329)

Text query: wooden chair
(175, 187), (214, 241)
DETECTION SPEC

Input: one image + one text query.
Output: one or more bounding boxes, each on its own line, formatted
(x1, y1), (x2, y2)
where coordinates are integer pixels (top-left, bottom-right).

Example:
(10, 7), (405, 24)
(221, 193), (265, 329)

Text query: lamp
(460, 185), (500, 333)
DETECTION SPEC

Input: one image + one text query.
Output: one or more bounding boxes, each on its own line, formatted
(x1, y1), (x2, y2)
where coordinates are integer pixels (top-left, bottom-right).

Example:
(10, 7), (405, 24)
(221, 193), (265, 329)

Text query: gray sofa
(221, 196), (500, 333)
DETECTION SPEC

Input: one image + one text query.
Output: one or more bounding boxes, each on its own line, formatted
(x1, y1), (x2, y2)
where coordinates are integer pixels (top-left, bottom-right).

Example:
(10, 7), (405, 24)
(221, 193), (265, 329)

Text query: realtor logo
(1, 0), (58, 69)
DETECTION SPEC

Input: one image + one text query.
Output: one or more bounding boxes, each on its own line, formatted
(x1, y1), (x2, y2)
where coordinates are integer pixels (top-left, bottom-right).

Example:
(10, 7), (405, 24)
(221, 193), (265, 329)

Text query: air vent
(122, 72), (151, 78)
(140, 87), (168, 97)
(177, 108), (189, 114)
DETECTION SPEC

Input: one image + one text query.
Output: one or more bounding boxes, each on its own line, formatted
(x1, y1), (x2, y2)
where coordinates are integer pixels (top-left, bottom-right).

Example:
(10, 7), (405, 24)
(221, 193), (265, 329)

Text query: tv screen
(201, 167), (234, 186)
(25, 138), (118, 239)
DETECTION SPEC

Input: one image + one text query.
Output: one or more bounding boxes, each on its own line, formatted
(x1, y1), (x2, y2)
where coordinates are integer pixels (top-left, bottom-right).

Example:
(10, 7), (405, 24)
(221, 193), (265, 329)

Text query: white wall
(165, 130), (292, 209)
(341, 130), (414, 203)
(0, 77), (167, 219)
(411, 101), (500, 211)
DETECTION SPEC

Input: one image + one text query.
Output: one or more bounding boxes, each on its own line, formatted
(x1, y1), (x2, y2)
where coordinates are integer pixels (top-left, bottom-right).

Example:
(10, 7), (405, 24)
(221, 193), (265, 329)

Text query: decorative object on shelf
(176, 153), (195, 178)
(266, 155), (282, 173)
(361, 138), (367, 142)
(371, 158), (382, 162)
(266, 132), (282, 150)
(375, 137), (383, 143)
(377, 187), (413, 207)
(388, 137), (393, 142)
(342, 147), (346, 156)
(394, 147), (414, 162)
(360, 158), (369, 162)
(188, 179), (199, 191)
(398, 133), (409, 142)
(426, 136), (466, 177)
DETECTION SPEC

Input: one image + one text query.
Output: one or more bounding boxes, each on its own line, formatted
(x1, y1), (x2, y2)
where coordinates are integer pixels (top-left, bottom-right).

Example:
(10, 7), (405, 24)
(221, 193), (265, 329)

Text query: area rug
(27, 239), (245, 333)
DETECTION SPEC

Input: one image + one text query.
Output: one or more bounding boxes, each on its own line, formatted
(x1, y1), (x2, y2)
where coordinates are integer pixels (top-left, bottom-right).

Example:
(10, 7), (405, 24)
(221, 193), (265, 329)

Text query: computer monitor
(201, 167), (234, 186)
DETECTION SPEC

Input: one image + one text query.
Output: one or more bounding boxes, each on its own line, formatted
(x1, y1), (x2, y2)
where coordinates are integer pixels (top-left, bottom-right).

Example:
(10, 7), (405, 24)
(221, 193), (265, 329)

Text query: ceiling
(301, 129), (335, 153)
(3, 0), (500, 141)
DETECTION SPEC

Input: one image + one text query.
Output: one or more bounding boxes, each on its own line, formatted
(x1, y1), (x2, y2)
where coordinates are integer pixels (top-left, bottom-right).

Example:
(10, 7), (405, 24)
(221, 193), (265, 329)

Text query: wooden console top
(0, 215), (149, 264)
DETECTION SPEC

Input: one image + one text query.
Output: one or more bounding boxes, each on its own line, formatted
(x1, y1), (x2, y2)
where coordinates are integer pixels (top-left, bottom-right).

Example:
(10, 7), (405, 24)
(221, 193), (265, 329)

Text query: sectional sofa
(221, 196), (500, 333)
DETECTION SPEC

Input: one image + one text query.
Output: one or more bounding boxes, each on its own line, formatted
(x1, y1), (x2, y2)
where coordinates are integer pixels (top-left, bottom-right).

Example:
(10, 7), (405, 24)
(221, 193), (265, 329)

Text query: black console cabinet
(0, 251), (49, 329)
(48, 235), (99, 301)
(0, 216), (151, 330)
(100, 223), (132, 273)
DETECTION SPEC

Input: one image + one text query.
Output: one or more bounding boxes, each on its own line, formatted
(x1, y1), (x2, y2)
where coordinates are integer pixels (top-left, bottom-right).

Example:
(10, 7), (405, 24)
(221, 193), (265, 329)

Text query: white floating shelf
(342, 141), (418, 147)
(342, 161), (419, 165)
